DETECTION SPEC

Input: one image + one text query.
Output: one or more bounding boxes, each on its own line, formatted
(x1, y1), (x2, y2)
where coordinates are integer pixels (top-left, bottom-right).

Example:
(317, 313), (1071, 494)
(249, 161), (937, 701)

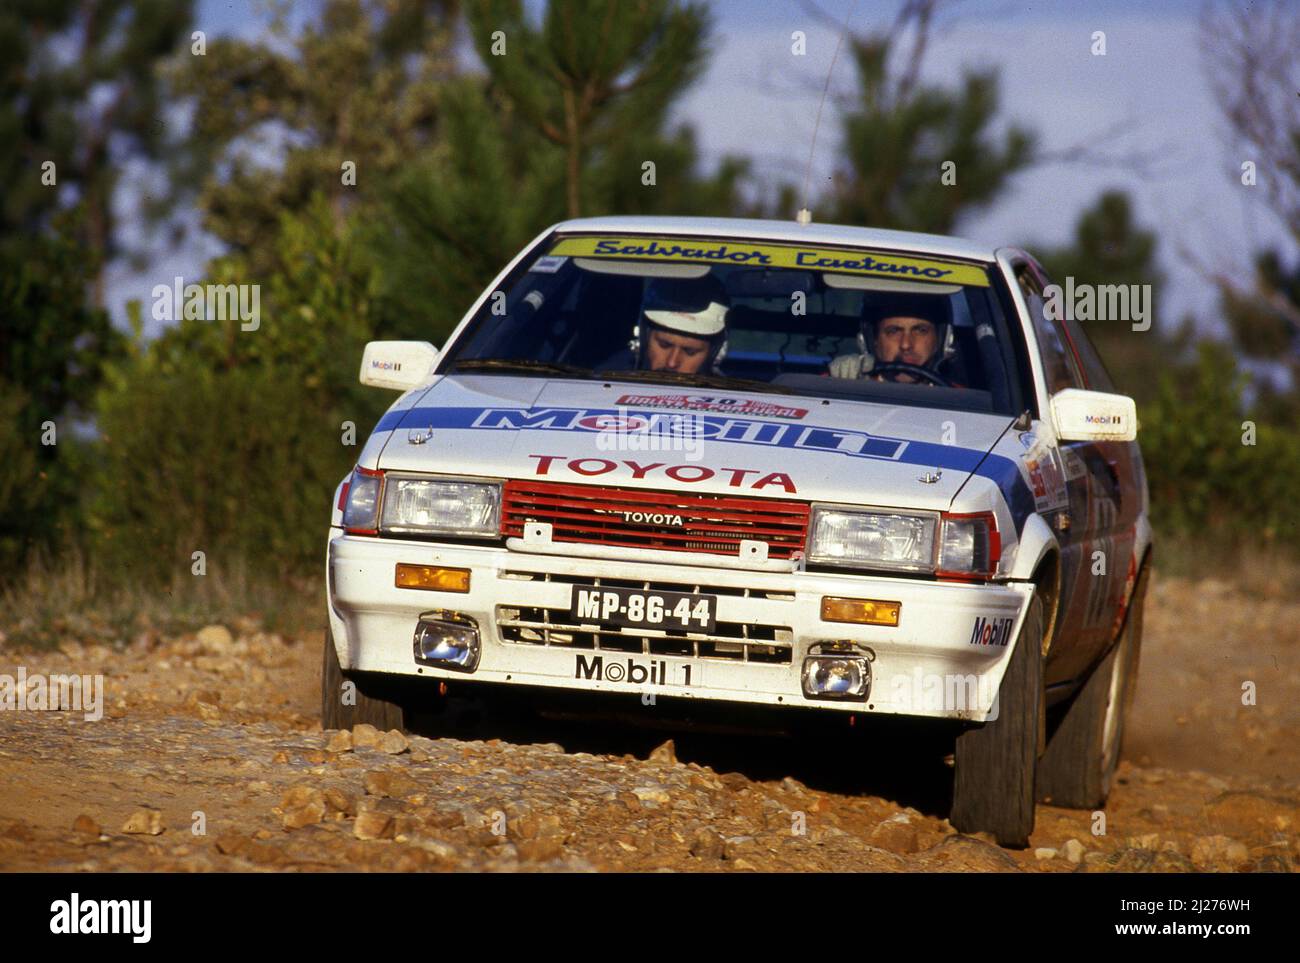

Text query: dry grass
(0, 545), (324, 651)
(1152, 534), (1300, 600)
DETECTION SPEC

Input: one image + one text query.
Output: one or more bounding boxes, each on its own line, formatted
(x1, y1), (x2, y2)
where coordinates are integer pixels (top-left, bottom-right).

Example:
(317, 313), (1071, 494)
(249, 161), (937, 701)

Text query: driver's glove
(828, 351), (874, 379)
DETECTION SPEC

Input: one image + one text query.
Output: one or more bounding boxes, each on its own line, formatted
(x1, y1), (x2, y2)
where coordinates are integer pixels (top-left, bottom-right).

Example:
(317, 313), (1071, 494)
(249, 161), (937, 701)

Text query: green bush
(0, 218), (122, 576)
(89, 365), (354, 581)
(1140, 343), (1300, 547)
(0, 384), (49, 570)
(85, 197), (390, 585)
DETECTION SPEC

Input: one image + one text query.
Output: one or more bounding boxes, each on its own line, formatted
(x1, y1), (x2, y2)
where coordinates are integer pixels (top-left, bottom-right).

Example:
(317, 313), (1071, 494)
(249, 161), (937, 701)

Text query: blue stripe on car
(374, 406), (1036, 531)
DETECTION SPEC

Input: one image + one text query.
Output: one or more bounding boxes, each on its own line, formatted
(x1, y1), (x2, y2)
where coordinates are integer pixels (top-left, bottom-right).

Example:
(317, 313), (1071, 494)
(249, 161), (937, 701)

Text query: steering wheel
(869, 362), (953, 387)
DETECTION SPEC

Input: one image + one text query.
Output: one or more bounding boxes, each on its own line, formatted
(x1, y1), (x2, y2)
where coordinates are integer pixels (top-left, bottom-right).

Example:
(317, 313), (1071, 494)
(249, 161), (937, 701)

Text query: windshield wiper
(597, 369), (793, 395)
(449, 359), (592, 377)
(449, 360), (790, 395)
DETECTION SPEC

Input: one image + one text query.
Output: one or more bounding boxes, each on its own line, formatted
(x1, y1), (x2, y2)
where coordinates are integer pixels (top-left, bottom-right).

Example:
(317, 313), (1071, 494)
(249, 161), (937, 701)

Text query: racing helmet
(631, 274), (730, 369)
(858, 291), (956, 371)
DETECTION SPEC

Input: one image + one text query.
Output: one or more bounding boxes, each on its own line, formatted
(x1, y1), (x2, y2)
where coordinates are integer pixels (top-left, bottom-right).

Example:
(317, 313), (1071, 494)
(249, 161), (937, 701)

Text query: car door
(1008, 262), (1090, 676)
(1022, 260), (1137, 681)
(1033, 262), (1145, 648)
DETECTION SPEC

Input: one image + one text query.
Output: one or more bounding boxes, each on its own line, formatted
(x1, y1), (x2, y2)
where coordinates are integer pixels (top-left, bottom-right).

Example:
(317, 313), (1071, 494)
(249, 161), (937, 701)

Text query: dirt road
(1, 573), (1296, 872)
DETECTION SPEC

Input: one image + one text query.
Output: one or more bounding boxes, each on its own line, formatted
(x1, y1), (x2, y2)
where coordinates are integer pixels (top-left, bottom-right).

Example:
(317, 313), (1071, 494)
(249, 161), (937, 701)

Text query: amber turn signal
(820, 596), (900, 626)
(395, 564), (471, 593)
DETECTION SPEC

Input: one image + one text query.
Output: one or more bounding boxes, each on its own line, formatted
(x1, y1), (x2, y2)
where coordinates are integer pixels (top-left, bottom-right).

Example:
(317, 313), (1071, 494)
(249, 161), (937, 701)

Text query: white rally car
(325, 216), (1151, 846)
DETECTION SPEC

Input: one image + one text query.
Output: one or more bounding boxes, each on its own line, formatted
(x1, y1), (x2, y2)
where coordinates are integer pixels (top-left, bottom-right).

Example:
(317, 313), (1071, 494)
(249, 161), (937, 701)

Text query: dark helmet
(633, 274), (730, 369)
(858, 291), (955, 368)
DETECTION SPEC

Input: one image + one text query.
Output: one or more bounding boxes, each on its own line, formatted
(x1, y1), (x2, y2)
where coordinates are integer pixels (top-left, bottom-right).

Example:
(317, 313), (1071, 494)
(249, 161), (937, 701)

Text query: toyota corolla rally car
(324, 216), (1151, 846)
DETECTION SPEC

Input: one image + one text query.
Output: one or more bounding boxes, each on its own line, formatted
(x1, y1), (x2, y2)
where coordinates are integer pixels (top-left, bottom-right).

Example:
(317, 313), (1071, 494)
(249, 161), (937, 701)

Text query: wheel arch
(1007, 514), (1062, 654)
(1032, 550), (1062, 657)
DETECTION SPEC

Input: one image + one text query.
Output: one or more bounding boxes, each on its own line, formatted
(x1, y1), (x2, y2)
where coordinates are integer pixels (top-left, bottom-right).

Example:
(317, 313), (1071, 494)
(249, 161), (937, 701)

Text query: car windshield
(442, 234), (1024, 415)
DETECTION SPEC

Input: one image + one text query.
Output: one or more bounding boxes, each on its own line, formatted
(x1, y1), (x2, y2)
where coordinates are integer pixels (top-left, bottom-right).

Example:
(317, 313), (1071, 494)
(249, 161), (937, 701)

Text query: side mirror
(359, 341), (440, 390)
(1050, 387), (1138, 442)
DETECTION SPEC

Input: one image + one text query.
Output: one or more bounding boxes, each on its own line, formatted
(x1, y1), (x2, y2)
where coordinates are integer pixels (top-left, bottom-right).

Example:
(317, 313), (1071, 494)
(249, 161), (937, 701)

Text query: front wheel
(950, 592), (1045, 847)
(321, 624), (406, 732)
(1037, 562), (1149, 808)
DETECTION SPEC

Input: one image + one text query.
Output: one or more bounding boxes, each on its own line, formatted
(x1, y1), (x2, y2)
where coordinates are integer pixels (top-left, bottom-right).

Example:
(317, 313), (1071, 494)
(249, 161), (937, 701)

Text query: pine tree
(463, 0), (714, 218)
(373, 0), (745, 343)
(1033, 191), (1172, 401)
(168, 0), (460, 275)
(0, 0), (195, 305)
(824, 4), (1034, 233)
(1201, 0), (1300, 422)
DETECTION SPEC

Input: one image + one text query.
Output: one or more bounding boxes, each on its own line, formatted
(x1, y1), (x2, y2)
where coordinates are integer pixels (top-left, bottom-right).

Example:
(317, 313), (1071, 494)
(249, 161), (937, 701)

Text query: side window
(1015, 264), (1083, 394)
(1058, 313), (1117, 393)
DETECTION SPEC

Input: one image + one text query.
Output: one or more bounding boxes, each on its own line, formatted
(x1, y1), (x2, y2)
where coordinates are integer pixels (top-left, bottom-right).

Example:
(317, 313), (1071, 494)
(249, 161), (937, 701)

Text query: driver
(633, 274), (730, 374)
(828, 292), (954, 384)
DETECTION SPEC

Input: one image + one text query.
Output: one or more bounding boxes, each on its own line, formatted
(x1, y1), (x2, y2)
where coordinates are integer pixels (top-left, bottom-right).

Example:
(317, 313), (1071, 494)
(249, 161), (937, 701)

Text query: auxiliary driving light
(802, 655), (871, 701)
(413, 613), (480, 672)
(820, 596), (901, 626)
(395, 563), (470, 592)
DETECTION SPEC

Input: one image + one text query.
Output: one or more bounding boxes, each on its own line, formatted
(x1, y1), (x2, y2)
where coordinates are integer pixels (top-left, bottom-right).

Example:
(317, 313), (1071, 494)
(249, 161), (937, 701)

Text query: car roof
(551, 215), (999, 263)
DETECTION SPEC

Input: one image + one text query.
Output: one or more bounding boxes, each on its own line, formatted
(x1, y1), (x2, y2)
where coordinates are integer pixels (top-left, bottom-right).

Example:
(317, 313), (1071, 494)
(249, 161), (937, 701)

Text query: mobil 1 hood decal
(373, 380), (1036, 524)
(381, 404), (967, 464)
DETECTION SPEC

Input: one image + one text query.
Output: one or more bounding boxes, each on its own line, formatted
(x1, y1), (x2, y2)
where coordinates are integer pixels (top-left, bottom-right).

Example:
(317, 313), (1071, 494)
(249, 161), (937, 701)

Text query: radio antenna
(798, 0), (861, 225)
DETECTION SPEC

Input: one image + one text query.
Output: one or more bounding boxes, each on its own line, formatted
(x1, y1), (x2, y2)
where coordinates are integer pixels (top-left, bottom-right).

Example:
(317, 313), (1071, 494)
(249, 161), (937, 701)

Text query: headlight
(808, 507), (937, 572)
(380, 476), (501, 537)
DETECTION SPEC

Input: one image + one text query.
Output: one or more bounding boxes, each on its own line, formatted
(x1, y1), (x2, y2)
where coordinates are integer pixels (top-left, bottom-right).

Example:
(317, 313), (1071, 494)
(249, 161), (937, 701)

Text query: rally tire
(950, 592), (1044, 848)
(1037, 562), (1149, 809)
(321, 624), (406, 732)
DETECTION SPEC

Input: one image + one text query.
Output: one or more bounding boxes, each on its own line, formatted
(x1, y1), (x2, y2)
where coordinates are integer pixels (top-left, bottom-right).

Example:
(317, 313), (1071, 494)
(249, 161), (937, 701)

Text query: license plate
(570, 587), (717, 633)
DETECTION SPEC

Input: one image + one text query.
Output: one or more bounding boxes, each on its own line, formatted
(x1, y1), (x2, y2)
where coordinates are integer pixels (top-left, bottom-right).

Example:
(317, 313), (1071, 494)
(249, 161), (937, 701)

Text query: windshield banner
(550, 236), (990, 287)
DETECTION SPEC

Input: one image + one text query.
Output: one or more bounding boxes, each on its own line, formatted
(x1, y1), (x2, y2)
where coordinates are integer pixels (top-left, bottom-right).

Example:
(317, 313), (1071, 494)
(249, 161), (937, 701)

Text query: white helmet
(632, 275), (730, 368)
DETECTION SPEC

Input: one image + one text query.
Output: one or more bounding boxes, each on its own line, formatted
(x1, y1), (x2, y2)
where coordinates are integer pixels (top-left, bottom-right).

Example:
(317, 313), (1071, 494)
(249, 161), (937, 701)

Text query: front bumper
(326, 530), (1034, 721)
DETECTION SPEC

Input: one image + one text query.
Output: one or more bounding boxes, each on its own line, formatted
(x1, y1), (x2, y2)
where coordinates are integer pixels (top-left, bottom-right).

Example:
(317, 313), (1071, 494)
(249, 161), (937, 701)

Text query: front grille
(496, 571), (794, 664)
(501, 480), (809, 560)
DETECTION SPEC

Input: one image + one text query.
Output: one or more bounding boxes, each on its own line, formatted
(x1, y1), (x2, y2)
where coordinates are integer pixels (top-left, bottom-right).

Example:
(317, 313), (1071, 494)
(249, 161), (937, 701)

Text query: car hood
(372, 375), (1014, 511)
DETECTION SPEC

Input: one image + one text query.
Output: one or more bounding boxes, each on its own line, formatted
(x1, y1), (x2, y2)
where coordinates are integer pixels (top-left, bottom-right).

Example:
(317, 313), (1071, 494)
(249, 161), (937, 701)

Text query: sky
(689, 0), (1292, 335)
(107, 0), (1295, 342)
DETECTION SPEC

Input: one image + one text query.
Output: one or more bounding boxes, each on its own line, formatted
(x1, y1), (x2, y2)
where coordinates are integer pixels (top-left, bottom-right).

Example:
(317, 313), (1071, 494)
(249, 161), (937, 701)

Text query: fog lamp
(413, 613), (480, 672)
(801, 654), (871, 701)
